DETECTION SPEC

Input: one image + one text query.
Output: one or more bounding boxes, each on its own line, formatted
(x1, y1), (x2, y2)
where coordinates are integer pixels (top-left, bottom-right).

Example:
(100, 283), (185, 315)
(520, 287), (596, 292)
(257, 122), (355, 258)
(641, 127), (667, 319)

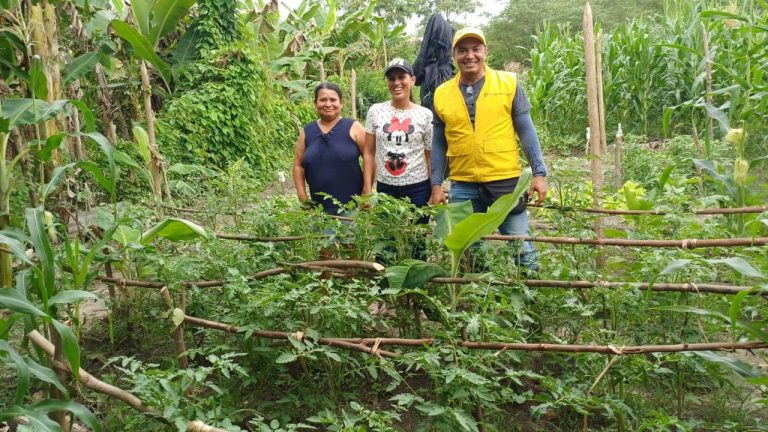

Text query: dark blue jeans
(376, 180), (431, 224)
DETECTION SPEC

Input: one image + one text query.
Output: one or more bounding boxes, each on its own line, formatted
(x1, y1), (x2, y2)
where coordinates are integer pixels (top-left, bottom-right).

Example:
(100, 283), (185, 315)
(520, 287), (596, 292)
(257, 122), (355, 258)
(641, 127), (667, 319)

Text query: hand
(299, 198), (314, 211)
(528, 176), (548, 206)
(359, 193), (373, 211)
(429, 185), (447, 205)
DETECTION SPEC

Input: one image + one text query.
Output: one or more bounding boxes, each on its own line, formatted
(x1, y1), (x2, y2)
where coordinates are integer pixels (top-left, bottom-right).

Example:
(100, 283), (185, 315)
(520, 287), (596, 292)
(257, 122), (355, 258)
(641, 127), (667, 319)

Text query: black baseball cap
(384, 58), (414, 76)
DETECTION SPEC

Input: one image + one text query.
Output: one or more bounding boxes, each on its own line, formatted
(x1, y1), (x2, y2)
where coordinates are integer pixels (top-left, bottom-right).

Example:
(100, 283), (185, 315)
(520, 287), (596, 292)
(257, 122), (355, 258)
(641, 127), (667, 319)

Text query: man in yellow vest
(429, 27), (548, 272)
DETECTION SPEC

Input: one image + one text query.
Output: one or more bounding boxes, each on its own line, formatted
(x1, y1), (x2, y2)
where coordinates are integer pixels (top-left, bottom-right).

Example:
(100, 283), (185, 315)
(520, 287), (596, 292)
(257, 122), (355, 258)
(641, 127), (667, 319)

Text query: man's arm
(429, 122), (449, 204)
(514, 111), (548, 205)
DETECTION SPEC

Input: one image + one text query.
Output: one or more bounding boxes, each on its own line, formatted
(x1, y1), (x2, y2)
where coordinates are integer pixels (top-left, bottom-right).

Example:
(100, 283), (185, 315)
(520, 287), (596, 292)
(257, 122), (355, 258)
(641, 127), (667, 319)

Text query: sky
(278, 0), (506, 34)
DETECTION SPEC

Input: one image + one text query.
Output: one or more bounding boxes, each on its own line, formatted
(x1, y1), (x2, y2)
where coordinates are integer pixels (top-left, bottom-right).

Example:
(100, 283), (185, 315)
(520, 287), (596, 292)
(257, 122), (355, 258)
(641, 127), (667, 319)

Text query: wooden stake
(596, 34), (607, 155)
(614, 123), (623, 189)
(140, 60), (167, 200)
(583, 2), (604, 267)
(160, 287), (189, 369)
(350, 69), (358, 119)
(701, 22), (714, 150)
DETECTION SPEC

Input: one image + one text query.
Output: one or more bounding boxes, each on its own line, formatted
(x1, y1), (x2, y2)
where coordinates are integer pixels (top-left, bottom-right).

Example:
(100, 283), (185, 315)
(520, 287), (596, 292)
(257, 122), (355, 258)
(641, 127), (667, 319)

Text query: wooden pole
(27, 330), (158, 415)
(179, 314), (768, 356)
(484, 234), (768, 248)
(140, 60), (166, 200)
(701, 22), (714, 156)
(614, 123), (623, 189)
(160, 287), (189, 369)
(350, 69), (358, 119)
(596, 33), (607, 155)
(96, 273), (761, 297)
(583, 3), (604, 266)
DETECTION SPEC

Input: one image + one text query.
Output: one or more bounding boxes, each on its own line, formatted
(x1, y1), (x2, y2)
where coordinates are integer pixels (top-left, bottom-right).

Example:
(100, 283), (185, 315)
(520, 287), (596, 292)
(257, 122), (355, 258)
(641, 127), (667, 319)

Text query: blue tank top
(302, 118), (363, 214)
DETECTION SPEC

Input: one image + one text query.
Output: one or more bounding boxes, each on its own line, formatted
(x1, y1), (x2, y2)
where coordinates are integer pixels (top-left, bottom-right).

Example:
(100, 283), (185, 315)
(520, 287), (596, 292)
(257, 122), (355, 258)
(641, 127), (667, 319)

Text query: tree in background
(338, 0), (479, 28)
(485, 0), (664, 67)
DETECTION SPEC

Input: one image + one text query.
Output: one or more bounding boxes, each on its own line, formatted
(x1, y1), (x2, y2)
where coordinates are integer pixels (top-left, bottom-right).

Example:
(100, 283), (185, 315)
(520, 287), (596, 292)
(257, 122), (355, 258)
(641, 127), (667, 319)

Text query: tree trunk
(140, 60), (166, 199)
(350, 69), (357, 119)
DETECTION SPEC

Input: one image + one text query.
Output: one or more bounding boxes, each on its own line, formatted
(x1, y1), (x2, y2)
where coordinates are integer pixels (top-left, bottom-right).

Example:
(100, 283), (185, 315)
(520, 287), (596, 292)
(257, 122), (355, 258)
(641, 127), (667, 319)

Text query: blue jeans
(450, 181), (538, 271)
(377, 180), (431, 224)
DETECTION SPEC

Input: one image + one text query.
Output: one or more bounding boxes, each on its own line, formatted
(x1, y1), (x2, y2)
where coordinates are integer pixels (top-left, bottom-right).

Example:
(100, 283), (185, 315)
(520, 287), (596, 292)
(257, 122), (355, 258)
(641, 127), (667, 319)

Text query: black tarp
(413, 14), (455, 112)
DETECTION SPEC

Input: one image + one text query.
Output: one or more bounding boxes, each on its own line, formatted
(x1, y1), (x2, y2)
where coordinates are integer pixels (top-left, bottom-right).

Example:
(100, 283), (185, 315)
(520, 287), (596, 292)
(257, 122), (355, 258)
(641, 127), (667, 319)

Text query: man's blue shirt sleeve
(431, 120), (449, 186)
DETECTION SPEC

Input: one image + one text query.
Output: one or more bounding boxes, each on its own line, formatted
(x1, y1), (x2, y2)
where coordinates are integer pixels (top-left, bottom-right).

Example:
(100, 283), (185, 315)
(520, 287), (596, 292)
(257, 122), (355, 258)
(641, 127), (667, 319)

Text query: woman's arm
(351, 121), (374, 195)
(292, 129), (309, 202)
(363, 131), (376, 194)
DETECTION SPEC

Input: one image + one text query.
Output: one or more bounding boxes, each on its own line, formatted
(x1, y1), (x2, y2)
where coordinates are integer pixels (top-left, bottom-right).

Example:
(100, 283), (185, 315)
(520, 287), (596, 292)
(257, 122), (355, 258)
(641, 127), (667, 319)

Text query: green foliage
(524, 1), (768, 146)
(485, 0), (665, 65)
(194, 0), (241, 54)
(156, 46), (315, 168)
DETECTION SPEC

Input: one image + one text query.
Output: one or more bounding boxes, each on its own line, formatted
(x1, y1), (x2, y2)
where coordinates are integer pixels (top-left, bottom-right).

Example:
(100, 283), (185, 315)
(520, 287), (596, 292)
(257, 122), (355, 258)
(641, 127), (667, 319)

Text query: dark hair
(314, 82), (343, 102)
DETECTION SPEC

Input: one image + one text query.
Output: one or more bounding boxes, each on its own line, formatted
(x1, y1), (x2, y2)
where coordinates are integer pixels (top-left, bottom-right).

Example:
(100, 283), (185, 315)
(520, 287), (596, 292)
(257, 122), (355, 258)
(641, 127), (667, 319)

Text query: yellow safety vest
(434, 66), (521, 182)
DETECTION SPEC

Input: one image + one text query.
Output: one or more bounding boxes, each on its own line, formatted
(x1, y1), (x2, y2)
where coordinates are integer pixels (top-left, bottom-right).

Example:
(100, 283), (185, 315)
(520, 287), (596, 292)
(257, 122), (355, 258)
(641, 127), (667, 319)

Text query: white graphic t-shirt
(364, 102), (433, 186)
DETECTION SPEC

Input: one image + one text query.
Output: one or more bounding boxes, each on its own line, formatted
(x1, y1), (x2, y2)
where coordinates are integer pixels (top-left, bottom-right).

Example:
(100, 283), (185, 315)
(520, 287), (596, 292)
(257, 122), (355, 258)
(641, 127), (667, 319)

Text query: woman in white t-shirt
(364, 58), (434, 212)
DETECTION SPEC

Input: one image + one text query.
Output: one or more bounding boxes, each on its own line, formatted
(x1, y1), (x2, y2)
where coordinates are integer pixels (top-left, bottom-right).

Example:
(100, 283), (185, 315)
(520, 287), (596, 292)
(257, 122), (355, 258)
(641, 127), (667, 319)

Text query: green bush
(157, 45), (315, 169)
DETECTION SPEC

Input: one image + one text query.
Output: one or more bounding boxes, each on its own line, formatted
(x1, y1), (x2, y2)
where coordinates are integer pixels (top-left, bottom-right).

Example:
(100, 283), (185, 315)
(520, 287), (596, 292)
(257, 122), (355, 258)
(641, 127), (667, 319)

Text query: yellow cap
(452, 27), (486, 49)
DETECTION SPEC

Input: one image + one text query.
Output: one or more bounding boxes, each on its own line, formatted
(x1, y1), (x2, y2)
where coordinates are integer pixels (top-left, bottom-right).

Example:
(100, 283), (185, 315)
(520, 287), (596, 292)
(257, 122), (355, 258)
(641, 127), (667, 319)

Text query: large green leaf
(0, 288), (48, 316)
(77, 161), (113, 196)
(131, 0), (153, 38)
(50, 319), (81, 380)
(171, 25), (201, 67)
(132, 125), (151, 164)
(707, 257), (765, 279)
(25, 357), (66, 394)
(0, 229), (34, 265)
(114, 224), (142, 247)
(0, 406), (61, 431)
(36, 133), (66, 162)
(48, 290), (98, 306)
(1, 99), (69, 129)
(655, 305), (768, 341)
(28, 56), (48, 100)
(41, 163), (76, 201)
(62, 52), (100, 86)
(385, 259), (449, 292)
(659, 259), (692, 275)
(692, 159), (735, 195)
(433, 200), (474, 241)
(692, 351), (763, 378)
(141, 218), (208, 245)
(30, 400), (101, 432)
(148, 0), (196, 47)
(445, 171), (532, 255)
(0, 339), (30, 405)
(111, 20), (171, 86)
(69, 100), (96, 132)
(26, 208), (55, 304)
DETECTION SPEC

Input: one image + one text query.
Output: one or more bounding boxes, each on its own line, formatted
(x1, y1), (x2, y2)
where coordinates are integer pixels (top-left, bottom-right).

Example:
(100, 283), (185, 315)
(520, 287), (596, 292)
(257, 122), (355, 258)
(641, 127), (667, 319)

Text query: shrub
(157, 45), (315, 169)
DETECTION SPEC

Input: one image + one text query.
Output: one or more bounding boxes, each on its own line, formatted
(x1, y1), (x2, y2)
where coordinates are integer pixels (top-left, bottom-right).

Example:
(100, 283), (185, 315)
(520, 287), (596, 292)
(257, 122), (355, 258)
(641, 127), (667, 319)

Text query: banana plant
(433, 171), (532, 308)
(110, 0), (197, 89)
(110, 0), (196, 199)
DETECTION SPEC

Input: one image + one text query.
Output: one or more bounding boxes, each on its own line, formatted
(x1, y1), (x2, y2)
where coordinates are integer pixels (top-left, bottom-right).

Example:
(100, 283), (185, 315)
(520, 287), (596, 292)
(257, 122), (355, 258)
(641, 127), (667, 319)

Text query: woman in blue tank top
(292, 83), (373, 214)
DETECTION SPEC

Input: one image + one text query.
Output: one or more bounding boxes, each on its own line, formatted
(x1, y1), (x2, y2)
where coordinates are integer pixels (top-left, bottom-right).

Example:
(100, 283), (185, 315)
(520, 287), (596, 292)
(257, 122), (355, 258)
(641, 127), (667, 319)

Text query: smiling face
(315, 88), (342, 122)
(453, 37), (488, 80)
(386, 69), (415, 103)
